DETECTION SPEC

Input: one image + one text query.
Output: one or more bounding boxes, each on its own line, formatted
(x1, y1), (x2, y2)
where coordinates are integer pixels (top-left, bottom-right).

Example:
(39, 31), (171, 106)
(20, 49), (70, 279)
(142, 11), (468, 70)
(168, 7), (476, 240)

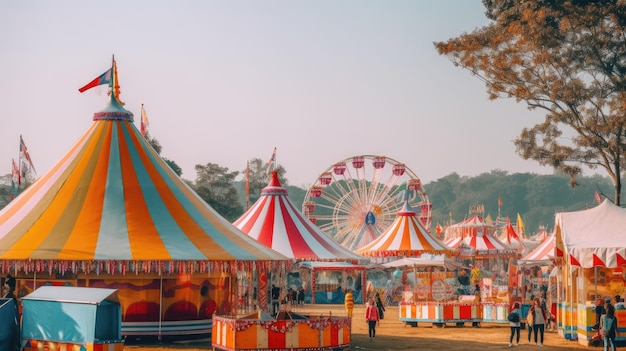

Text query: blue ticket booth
(21, 286), (124, 351)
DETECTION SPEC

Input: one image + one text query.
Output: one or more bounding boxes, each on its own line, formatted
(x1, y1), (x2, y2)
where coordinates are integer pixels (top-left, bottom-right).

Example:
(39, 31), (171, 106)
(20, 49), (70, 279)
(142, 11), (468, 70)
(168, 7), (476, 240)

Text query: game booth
(296, 261), (366, 304)
(381, 255), (482, 327)
(515, 234), (559, 326)
(21, 286), (123, 351)
(444, 213), (522, 324)
(555, 200), (626, 345)
(356, 202), (477, 326)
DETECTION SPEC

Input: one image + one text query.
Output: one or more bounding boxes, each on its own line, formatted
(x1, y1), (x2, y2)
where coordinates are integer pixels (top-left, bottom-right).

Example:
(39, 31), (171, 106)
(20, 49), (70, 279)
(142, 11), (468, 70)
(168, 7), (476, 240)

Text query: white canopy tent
(556, 199), (626, 268)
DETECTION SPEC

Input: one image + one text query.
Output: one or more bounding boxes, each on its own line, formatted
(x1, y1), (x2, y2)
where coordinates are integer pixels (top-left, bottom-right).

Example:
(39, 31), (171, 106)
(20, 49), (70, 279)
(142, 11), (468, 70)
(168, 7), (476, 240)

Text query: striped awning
(356, 202), (453, 257)
(445, 232), (517, 257)
(233, 172), (363, 261)
(518, 234), (555, 266)
(0, 94), (288, 271)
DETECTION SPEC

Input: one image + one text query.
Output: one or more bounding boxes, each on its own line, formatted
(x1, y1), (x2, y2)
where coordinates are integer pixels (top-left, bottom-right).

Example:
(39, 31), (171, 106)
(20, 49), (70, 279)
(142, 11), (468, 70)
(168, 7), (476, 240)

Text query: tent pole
(159, 273), (163, 339)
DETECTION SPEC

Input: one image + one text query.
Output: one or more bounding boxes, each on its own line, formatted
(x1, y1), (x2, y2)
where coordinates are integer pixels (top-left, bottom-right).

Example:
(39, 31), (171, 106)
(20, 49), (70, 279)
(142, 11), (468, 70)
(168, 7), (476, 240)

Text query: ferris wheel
(302, 155), (432, 251)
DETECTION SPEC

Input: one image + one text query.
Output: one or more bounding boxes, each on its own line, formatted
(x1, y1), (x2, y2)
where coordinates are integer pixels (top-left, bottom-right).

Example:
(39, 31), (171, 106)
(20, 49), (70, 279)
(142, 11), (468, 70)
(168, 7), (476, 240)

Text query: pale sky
(0, 1), (554, 188)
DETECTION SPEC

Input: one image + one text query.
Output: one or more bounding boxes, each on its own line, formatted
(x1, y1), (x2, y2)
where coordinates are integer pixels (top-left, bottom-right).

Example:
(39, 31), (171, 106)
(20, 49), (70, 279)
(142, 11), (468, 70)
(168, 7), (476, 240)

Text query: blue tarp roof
(22, 286), (118, 305)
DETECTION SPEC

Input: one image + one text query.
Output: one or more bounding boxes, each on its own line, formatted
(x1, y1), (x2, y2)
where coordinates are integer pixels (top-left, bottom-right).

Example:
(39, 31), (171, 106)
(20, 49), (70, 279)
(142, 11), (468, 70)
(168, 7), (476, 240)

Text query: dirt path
(124, 304), (591, 351)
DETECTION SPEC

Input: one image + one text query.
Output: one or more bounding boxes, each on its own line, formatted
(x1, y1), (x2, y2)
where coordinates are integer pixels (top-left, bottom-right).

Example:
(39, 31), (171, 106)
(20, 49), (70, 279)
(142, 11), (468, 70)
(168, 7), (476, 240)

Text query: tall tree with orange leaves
(435, 0), (626, 205)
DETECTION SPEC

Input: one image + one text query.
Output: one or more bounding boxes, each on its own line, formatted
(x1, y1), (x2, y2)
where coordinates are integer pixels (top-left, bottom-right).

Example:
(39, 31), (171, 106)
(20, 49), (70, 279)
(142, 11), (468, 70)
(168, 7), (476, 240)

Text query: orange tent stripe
(118, 122), (171, 260)
(60, 123), (112, 259)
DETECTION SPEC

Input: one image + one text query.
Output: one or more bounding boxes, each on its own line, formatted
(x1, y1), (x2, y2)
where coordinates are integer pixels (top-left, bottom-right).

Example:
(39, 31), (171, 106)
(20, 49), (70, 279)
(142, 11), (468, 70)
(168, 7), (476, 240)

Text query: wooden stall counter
(398, 301), (482, 328)
(212, 311), (351, 351)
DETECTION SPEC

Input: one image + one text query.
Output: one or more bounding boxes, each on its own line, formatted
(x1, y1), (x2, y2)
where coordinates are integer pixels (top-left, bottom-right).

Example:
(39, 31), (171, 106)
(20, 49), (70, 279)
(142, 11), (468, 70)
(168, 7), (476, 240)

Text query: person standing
(375, 292), (385, 320)
(600, 303), (618, 351)
(365, 298), (380, 341)
(526, 301), (535, 343)
(271, 284), (280, 316)
(4, 274), (16, 299)
(344, 289), (354, 317)
(529, 297), (547, 346)
(508, 302), (521, 347)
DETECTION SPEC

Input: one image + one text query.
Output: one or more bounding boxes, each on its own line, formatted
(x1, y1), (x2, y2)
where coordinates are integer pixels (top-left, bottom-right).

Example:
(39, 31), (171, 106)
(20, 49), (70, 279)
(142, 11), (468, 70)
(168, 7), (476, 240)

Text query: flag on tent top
(594, 191), (602, 205)
(266, 147), (276, 174)
(78, 67), (112, 93)
(140, 104), (150, 137)
(19, 135), (36, 179)
(10, 158), (19, 199)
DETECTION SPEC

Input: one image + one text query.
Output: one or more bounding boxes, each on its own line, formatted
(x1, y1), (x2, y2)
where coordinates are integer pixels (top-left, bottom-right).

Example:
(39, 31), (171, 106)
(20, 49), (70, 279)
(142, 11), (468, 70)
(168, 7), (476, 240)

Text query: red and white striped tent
(233, 172), (363, 261)
(518, 234), (558, 267)
(356, 202), (454, 258)
(444, 215), (517, 258)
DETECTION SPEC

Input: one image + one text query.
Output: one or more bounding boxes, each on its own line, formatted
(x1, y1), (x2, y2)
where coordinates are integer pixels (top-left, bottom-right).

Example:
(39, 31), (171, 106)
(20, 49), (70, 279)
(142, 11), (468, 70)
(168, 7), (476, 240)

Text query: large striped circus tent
(356, 202), (454, 258)
(0, 61), (288, 336)
(233, 171), (365, 304)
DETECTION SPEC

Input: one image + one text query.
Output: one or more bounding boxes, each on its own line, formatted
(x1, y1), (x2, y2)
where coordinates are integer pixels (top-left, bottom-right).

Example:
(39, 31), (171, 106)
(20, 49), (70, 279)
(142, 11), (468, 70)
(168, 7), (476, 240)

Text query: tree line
(0, 162), (614, 236)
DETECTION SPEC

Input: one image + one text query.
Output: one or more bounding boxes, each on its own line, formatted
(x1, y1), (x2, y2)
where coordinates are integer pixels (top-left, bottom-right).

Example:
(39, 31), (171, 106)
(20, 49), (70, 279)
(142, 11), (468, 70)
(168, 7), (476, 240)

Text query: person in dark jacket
(375, 292), (385, 319)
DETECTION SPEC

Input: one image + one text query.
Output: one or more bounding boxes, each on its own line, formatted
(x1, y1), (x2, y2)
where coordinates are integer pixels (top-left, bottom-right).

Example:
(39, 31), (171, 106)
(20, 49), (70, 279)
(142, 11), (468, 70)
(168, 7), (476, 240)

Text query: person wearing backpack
(508, 302), (521, 347)
(600, 304), (618, 351)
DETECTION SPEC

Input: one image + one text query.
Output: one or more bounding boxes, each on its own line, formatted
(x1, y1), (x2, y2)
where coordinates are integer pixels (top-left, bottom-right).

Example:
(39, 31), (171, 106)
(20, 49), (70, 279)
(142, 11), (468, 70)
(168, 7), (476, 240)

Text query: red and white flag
(594, 191), (602, 205)
(266, 147), (276, 174)
(19, 135), (36, 178)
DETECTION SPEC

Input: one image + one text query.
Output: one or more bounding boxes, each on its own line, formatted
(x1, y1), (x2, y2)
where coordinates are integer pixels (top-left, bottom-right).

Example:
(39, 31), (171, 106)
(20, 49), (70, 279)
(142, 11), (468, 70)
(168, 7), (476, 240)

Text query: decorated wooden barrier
(481, 302), (510, 323)
(398, 302), (481, 327)
(22, 340), (124, 351)
(212, 311), (351, 351)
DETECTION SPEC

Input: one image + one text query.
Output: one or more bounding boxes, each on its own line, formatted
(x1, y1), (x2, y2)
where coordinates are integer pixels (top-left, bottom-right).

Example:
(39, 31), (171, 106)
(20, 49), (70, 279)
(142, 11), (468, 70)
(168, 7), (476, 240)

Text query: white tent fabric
(517, 234), (555, 267)
(556, 199), (626, 268)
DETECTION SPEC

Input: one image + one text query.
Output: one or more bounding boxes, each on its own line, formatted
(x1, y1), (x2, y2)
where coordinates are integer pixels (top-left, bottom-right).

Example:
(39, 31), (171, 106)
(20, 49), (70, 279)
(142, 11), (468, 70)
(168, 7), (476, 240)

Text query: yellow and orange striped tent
(356, 202), (454, 258)
(0, 92), (288, 274)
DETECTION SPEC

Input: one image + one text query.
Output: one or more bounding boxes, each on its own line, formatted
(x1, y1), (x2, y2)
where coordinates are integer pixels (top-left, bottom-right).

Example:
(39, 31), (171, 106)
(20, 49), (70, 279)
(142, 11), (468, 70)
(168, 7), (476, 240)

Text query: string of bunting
(0, 259), (279, 275)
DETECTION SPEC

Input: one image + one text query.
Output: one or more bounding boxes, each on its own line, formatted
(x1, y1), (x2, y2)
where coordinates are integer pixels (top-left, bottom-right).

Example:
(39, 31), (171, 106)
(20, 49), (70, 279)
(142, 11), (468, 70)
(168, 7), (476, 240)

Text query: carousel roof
(233, 172), (364, 261)
(356, 202), (453, 257)
(0, 78), (287, 268)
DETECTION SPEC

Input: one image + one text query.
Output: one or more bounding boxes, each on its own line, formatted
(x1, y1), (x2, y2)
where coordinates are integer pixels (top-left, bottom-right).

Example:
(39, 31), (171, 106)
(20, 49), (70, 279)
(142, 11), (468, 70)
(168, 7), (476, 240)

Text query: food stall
(21, 286), (123, 351)
(555, 200), (626, 345)
(297, 262), (365, 304)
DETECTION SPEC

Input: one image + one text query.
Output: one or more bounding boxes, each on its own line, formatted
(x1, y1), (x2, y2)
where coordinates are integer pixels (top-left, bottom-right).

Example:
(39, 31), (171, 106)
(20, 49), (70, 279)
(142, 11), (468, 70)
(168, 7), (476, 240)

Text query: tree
(435, 0), (626, 205)
(192, 163), (243, 222)
(145, 132), (182, 176)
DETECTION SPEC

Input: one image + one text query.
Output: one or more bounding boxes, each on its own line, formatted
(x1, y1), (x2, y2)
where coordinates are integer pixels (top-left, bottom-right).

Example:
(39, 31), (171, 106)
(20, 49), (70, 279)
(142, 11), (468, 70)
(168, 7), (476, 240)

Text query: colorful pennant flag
(78, 67), (112, 93)
(498, 197), (503, 206)
(266, 147), (276, 174)
(516, 213), (525, 236)
(10, 158), (20, 199)
(140, 104), (150, 137)
(19, 135), (36, 178)
(245, 160), (250, 210)
(594, 191), (602, 205)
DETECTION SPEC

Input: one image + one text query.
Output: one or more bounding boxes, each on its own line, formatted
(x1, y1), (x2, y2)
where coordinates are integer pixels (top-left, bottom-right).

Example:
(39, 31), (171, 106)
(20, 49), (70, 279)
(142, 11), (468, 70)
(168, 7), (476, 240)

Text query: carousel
(356, 202), (477, 327)
(444, 209), (521, 323)
(554, 199), (626, 345)
(0, 59), (290, 346)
